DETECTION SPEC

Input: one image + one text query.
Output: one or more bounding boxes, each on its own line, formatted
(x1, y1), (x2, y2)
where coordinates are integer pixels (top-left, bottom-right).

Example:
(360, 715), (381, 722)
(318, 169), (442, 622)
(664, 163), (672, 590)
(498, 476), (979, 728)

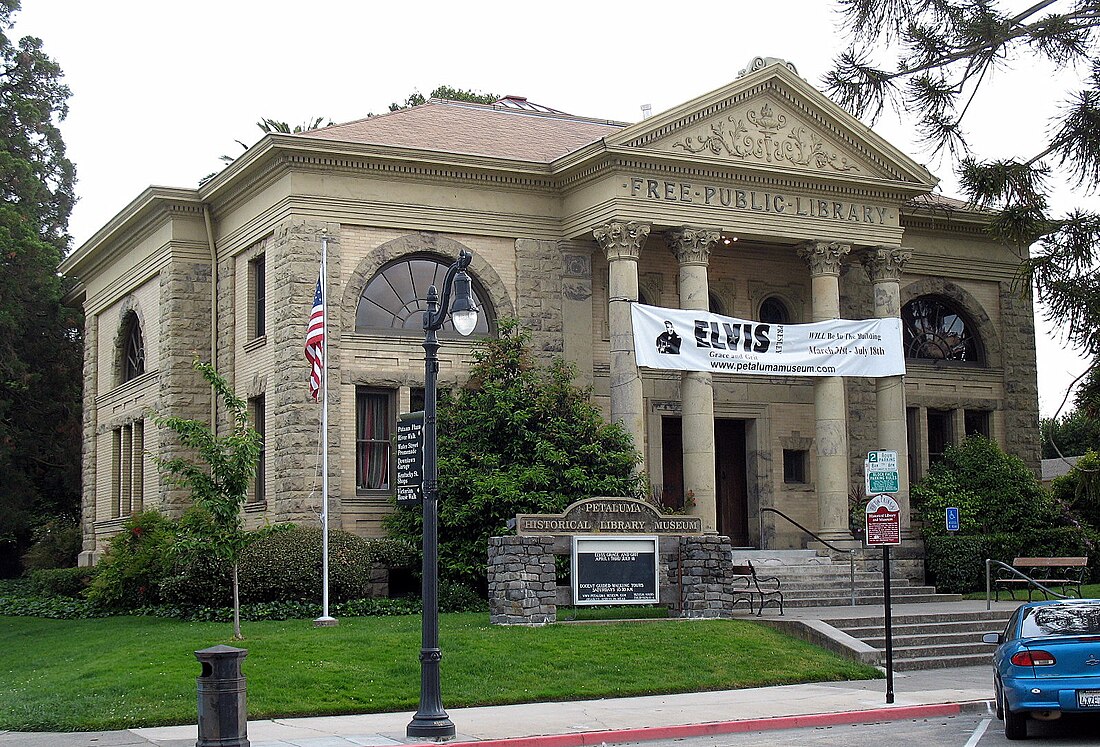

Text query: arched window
(758, 296), (791, 324)
(355, 255), (493, 335)
(121, 312), (145, 381)
(902, 296), (981, 362)
(709, 293), (724, 316)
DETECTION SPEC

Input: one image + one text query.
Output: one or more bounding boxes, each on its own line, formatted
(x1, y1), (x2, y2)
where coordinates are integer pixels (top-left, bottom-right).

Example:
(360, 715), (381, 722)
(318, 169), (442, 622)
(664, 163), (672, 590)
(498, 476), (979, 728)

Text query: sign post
(864, 479), (902, 705)
(396, 412), (424, 507)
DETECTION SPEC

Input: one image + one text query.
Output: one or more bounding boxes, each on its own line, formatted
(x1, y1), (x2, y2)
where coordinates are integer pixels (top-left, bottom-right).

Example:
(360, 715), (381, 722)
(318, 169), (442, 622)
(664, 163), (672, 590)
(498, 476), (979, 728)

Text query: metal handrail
(985, 558), (1069, 610)
(760, 507), (856, 606)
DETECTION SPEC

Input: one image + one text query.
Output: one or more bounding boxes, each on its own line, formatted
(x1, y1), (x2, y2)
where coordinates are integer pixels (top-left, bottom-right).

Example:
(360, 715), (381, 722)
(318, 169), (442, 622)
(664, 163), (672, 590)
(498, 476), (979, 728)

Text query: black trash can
(195, 644), (249, 747)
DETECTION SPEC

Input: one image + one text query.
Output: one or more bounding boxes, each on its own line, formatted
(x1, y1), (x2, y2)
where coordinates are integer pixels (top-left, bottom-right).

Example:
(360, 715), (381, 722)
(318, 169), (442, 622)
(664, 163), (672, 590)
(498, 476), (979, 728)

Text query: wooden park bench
(730, 560), (784, 616)
(994, 556), (1089, 601)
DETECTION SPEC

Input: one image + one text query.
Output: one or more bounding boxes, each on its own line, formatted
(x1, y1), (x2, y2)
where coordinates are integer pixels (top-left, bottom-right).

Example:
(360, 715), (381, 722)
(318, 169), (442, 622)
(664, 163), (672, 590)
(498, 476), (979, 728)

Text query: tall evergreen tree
(825, 0), (1100, 402)
(0, 0), (81, 576)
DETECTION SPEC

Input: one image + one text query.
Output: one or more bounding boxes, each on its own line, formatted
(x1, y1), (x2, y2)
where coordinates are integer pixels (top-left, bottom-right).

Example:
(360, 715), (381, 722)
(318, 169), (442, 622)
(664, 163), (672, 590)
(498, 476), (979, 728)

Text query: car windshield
(1020, 604), (1100, 638)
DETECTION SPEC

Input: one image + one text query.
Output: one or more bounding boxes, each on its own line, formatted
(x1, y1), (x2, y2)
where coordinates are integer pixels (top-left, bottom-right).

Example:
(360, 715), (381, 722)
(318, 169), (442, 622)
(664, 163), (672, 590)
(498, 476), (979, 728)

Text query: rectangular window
(250, 395), (266, 504)
(927, 409), (954, 465)
(356, 388), (393, 491)
(250, 254), (266, 339)
(111, 420), (145, 517)
(906, 407), (920, 484)
(783, 449), (808, 484)
(964, 409), (990, 438)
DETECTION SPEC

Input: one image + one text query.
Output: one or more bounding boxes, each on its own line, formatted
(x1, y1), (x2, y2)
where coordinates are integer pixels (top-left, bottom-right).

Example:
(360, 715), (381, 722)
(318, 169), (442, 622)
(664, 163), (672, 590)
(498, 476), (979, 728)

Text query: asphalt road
(605, 709), (1100, 746)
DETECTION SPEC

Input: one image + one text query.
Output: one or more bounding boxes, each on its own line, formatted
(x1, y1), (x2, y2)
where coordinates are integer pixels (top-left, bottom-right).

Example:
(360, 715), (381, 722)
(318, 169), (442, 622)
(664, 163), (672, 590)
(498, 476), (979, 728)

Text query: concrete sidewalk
(0, 665), (996, 747)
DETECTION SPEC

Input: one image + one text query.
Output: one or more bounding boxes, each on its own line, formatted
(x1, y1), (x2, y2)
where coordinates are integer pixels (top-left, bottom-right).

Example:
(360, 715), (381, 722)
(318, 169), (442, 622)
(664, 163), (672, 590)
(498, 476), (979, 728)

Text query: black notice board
(395, 412), (424, 506)
(572, 536), (659, 605)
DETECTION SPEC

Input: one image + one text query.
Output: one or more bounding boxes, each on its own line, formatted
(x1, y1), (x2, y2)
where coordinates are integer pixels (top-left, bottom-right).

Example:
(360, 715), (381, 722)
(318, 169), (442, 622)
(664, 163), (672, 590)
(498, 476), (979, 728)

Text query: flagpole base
(313, 616), (339, 627)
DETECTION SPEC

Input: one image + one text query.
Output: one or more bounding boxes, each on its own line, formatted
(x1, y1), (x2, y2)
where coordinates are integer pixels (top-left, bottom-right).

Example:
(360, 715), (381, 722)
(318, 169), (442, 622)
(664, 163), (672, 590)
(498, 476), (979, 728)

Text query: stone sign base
(488, 534), (742, 625)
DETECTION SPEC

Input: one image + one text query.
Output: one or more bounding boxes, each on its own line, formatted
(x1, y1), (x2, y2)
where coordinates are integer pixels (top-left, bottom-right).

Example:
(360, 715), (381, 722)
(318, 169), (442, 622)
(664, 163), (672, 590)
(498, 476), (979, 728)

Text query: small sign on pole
(946, 507), (960, 533)
(864, 495), (902, 546)
(865, 450), (900, 496)
(396, 412), (424, 506)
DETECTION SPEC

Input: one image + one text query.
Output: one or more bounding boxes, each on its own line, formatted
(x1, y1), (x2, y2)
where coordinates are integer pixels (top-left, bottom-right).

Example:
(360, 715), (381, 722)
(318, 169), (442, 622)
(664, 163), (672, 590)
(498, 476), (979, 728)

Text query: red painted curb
(447, 702), (971, 747)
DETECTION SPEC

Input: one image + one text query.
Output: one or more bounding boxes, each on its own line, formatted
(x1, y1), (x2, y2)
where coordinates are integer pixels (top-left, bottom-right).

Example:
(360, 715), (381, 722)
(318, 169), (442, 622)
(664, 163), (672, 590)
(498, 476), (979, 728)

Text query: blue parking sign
(945, 507), (960, 532)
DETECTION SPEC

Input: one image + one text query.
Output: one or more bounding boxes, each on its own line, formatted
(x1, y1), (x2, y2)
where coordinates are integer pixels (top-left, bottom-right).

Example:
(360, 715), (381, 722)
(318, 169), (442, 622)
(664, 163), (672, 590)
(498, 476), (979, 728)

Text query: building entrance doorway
(716, 419), (750, 546)
(660, 417), (750, 546)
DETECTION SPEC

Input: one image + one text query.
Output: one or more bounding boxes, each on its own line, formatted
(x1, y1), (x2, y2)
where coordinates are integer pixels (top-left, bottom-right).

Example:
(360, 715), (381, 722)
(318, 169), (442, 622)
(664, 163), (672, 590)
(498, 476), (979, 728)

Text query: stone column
(668, 227), (721, 533)
(593, 221), (650, 461)
(863, 246), (913, 532)
(798, 241), (851, 541)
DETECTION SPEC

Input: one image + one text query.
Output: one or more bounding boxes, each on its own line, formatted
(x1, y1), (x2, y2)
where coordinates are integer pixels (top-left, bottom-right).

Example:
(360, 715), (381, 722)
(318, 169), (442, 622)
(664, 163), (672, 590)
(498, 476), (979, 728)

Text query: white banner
(632, 303), (905, 377)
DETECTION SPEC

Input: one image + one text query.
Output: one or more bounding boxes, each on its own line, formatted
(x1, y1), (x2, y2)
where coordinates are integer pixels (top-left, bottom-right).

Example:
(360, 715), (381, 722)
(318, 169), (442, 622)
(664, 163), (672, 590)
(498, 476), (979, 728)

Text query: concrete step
(730, 549), (830, 565)
(776, 578), (921, 593)
(861, 630), (998, 647)
(782, 585), (940, 600)
(784, 592), (963, 607)
(822, 609), (1012, 628)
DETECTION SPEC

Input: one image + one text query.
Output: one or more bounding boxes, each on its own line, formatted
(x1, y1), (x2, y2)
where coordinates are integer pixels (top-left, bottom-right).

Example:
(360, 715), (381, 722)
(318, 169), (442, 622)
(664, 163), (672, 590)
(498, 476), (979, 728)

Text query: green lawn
(0, 612), (880, 732)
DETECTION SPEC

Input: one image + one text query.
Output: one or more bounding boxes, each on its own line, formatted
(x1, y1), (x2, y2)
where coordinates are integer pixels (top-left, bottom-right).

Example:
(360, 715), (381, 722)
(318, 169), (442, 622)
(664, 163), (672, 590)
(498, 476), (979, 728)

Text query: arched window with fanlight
(120, 311), (145, 382)
(758, 296), (791, 324)
(901, 296), (982, 363)
(355, 254), (494, 335)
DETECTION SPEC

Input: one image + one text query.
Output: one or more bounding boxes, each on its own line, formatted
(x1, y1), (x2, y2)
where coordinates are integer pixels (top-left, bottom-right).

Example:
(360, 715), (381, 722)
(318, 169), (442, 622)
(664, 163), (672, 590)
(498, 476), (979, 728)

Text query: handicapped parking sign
(945, 507), (960, 533)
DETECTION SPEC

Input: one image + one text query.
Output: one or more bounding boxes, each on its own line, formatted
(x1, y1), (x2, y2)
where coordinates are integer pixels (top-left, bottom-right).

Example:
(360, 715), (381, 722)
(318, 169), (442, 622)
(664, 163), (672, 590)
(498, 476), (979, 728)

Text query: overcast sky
(13, 1), (1097, 417)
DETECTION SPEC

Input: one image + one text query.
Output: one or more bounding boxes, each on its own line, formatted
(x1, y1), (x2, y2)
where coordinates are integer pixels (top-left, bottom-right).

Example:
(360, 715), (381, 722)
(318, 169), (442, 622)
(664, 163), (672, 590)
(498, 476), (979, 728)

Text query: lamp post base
(312, 616), (339, 627)
(406, 715), (456, 740)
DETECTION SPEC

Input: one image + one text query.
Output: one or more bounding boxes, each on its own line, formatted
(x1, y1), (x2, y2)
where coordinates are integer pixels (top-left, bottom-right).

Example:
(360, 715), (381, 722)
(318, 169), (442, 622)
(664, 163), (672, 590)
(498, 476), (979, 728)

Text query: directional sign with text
(865, 450), (900, 496)
(395, 412), (424, 507)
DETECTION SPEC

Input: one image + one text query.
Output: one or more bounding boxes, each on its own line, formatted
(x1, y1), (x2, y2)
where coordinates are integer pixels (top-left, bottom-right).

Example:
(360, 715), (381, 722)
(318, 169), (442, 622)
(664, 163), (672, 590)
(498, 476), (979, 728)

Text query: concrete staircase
(820, 608), (1013, 670)
(730, 549), (962, 608)
(731, 549), (1015, 670)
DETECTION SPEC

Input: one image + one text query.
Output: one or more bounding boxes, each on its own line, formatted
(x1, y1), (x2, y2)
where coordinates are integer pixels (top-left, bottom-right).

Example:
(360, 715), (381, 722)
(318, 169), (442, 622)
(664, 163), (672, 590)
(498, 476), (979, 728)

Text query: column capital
(667, 226), (721, 266)
(862, 246), (912, 283)
(798, 240), (850, 277)
(594, 221), (650, 262)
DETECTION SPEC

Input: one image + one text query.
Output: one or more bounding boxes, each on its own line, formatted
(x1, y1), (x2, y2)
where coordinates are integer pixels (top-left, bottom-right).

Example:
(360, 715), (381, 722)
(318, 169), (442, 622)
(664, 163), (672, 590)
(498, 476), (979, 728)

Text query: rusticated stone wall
(78, 315), (99, 565)
(999, 281), (1041, 471)
(157, 258), (213, 517)
(514, 239), (564, 360)
(669, 535), (746, 618)
(267, 219), (342, 526)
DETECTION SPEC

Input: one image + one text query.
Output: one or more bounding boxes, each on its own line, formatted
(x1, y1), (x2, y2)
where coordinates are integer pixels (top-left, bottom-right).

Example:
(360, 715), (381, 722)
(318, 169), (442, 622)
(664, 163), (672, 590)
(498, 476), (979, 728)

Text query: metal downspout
(203, 205), (218, 427)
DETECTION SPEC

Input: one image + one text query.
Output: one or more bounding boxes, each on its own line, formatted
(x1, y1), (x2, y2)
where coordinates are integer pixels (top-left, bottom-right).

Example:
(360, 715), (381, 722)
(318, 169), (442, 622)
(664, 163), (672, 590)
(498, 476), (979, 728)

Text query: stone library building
(61, 58), (1039, 566)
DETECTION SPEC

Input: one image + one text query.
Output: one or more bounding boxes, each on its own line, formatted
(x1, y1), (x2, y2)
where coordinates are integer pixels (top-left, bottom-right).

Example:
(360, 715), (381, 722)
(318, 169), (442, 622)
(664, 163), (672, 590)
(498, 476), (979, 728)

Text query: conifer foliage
(0, 0), (81, 576)
(826, 0), (1100, 399)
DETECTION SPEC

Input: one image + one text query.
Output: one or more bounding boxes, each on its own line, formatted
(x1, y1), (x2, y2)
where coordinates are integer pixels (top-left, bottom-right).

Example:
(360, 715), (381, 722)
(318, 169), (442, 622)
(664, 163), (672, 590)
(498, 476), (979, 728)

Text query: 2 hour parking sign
(865, 450), (900, 496)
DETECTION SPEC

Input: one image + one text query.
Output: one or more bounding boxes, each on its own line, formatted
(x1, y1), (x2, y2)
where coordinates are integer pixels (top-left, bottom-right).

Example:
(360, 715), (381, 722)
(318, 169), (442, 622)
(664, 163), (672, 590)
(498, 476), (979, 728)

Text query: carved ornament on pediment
(673, 102), (859, 173)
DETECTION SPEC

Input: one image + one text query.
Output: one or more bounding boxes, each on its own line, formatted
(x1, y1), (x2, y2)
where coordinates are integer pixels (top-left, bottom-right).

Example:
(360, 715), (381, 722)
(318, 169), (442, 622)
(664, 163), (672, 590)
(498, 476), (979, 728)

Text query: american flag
(305, 275), (324, 400)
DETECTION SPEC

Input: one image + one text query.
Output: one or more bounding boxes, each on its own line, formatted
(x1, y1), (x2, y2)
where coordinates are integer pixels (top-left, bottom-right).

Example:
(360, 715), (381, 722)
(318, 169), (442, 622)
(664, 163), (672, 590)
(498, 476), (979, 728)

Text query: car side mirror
(982, 633), (1002, 644)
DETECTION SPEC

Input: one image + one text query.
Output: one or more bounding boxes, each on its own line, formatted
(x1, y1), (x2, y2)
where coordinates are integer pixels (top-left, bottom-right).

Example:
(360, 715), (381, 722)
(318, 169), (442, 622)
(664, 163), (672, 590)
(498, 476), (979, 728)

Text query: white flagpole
(315, 232), (337, 627)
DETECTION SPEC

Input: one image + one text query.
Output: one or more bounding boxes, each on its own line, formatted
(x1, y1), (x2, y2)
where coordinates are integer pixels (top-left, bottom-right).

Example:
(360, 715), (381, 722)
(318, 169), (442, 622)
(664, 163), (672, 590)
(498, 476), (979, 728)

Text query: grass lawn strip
(0, 613), (879, 732)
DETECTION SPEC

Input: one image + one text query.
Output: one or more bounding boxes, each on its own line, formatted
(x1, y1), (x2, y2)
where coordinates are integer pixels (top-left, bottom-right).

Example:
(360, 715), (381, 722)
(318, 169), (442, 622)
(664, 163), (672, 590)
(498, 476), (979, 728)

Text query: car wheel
(994, 678), (1004, 720)
(1003, 688), (1027, 740)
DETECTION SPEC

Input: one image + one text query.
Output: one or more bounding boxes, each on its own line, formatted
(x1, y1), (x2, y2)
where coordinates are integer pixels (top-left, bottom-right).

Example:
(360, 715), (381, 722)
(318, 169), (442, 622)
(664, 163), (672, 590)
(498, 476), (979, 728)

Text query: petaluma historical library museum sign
(515, 497), (702, 536)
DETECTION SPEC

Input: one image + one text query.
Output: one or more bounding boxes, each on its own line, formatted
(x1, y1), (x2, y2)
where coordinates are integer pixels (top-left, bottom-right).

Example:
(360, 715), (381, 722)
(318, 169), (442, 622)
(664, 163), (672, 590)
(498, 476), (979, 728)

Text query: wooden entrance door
(716, 419), (750, 546)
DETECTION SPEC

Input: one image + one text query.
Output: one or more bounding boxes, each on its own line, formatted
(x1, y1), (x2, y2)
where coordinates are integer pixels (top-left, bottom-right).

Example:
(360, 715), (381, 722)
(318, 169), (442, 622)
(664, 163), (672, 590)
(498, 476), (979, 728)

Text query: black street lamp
(407, 249), (478, 740)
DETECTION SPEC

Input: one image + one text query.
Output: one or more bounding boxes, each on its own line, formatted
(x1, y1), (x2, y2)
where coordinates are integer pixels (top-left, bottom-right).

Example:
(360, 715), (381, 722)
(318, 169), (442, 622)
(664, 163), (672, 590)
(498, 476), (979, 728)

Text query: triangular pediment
(606, 63), (936, 189)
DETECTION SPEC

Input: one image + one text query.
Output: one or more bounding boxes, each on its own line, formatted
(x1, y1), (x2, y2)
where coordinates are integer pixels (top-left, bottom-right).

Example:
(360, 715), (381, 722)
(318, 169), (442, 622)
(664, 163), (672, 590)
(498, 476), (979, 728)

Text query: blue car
(983, 598), (1100, 740)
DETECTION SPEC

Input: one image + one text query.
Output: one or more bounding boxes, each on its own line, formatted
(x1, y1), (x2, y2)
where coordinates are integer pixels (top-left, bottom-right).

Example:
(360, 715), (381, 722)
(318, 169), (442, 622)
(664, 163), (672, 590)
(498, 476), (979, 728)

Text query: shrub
(925, 527), (1099, 593)
(20, 518), (82, 571)
(1051, 450), (1100, 529)
(912, 436), (1059, 537)
(238, 526), (395, 603)
(29, 566), (95, 598)
(86, 511), (177, 610)
(439, 582), (487, 613)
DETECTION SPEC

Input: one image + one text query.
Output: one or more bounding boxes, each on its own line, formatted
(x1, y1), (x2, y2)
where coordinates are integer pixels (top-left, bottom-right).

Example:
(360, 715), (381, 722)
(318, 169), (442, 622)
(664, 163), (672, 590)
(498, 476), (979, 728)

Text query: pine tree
(825, 0), (1100, 401)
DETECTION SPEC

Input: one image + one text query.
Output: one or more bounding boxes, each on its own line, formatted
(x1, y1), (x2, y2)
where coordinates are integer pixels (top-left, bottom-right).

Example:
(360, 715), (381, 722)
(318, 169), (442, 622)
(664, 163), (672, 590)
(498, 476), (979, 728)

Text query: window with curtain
(356, 388), (392, 491)
(355, 255), (492, 335)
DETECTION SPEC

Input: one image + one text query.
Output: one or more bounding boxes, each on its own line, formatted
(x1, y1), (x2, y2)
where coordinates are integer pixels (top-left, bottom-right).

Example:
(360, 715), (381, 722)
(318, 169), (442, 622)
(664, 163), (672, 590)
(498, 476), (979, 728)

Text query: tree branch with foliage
(153, 360), (260, 638)
(0, 0), (82, 577)
(826, 0), (1100, 404)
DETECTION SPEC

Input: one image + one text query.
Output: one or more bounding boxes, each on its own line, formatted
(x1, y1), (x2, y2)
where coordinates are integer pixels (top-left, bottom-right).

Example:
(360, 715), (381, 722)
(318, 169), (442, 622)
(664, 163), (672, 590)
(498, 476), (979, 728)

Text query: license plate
(1078, 690), (1100, 708)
